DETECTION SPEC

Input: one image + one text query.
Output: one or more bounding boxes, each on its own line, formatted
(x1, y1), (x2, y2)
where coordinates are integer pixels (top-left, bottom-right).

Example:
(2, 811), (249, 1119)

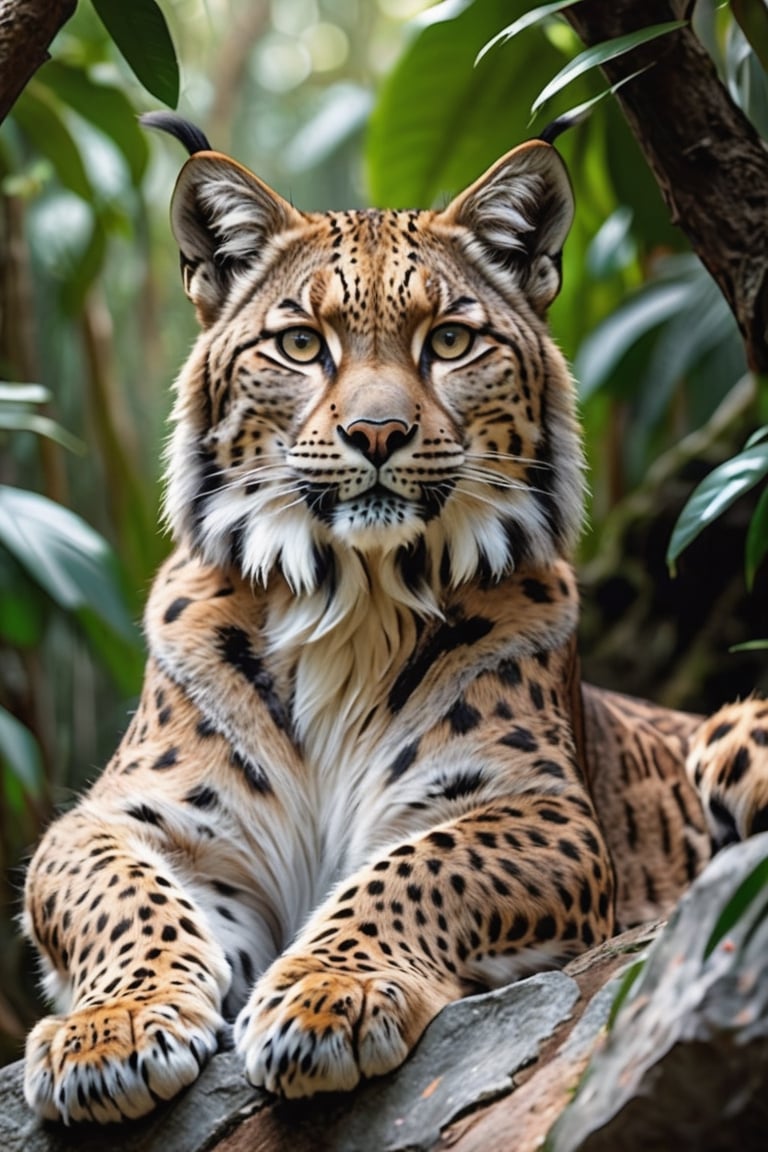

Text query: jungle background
(0, 0), (767, 1067)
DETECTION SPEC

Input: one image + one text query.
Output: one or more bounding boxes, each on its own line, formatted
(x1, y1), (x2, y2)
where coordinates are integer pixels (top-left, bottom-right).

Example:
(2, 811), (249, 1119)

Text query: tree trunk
(0, 0), (77, 123)
(562, 0), (768, 372)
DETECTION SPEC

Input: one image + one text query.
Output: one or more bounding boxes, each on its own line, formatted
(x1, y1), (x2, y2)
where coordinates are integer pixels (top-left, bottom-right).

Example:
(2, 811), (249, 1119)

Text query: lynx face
(163, 140), (583, 609)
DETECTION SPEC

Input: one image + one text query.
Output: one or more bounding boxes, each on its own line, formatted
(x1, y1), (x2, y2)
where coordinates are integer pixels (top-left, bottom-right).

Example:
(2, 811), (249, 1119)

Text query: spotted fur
(23, 121), (767, 1122)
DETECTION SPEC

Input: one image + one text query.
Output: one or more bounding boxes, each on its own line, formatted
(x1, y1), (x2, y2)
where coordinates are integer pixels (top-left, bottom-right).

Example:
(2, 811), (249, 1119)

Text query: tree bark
(0, 0), (77, 123)
(562, 0), (768, 372)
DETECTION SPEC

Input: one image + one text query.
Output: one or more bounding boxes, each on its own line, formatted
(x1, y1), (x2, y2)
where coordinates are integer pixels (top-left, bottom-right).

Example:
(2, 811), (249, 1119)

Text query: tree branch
(0, 0), (77, 123)
(563, 0), (768, 372)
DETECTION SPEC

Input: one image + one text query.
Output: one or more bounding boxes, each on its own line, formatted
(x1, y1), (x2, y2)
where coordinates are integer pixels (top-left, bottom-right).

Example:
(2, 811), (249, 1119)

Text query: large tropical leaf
(0, 705), (43, 797)
(0, 485), (137, 642)
(667, 439), (768, 573)
(746, 483), (768, 589)
(40, 60), (150, 185)
(366, 0), (594, 208)
(12, 85), (93, 201)
(91, 0), (179, 108)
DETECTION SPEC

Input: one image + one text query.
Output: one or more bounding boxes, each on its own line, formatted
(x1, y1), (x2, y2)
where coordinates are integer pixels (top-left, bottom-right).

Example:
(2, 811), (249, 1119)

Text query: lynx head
(150, 115), (583, 617)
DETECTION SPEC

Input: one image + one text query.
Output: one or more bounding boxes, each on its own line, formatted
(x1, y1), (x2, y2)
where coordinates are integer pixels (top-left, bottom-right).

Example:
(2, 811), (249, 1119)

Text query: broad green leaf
(91, 0), (179, 108)
(12, 85), (92, 201)
(0, 705), (43, 795)
(476, 0), (585, 63)
(731, 0), (768, 72)
(0, 485), (137, 641)
(586, 205), (635, 279)
(704, 855), (768, 959)
(366, 0), (594, 208)
(745, 424), (768, 449)
(0, 551), (44, 647)
(0, 409), (85, 454)
(575, 280), (694, 401)
(40, 60), (149, 185)
(746, 483), (768, 588)
(531, 22), (687, 115)
(667, 442), (768, 573)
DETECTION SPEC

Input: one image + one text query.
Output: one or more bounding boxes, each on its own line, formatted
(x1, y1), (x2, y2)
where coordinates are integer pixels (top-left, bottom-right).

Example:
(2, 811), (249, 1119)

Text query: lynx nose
(338, 418), (417, 467)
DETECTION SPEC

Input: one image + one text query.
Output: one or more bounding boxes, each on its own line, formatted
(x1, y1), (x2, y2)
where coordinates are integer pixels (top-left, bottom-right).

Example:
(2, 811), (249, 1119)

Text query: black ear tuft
(538, 106), (591, 145)
(139, 112), (212, 156)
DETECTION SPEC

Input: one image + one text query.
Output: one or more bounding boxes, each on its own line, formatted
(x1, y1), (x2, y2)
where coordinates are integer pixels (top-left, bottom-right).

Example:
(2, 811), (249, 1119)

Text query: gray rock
(548, 832), (768, 1152)
(0, 1051), (267, 1152)
(0, 969), (580, 1152)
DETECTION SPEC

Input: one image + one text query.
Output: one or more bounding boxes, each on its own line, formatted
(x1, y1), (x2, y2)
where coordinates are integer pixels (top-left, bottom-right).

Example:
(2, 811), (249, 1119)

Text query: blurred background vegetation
(0, 0), (766, 1064)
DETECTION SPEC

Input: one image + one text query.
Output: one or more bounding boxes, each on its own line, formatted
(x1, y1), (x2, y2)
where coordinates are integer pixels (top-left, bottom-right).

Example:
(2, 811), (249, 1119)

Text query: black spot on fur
(522, 578), (552, 604)
(726, 746), (751, 786)
(707, 721), (735, 744)
(151, 747), (179, 770)
(126, 804), (164, 827)
(446, 697), (482, 734)
(439, 769), (486, 802)
(230, 749), (272, 794)
(388, 741), (420, 783)
(184, 786), (219, 810)
(163, 597), (192, 624)
(217, 625), (289, 730)
(499, 726), (538, 753)
(389, 615), (494, 712)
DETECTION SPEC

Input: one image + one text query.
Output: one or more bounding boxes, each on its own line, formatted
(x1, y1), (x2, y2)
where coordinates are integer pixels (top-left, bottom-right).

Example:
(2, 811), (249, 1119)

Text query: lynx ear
(438, 140), (574, 313)
(169, 153), (305, 326)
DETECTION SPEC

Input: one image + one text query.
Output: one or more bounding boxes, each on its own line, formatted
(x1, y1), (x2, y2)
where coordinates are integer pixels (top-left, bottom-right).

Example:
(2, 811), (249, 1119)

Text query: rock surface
(549, 832), (768, 1152)
(2, 835), (767, 1152)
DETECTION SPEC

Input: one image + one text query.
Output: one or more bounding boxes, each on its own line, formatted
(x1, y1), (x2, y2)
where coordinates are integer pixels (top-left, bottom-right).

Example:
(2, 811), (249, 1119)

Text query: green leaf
(0, 705), (43, 796)
(586, 205), (635, 279)
(575, 280), (694, 401)
(730, 639), (768, 651)
(667, 442), (768, 573)
(531, 22), (687, 115)
(12, 85), (93, 201)
(704, 855), (768, 959)
(0, 408), (85, 454)
(366, 0), (591, 208)
(731, 0), (768, 72)
(0, 550), (44, 647)
(0, 485), (137, 641)
(476, 0), (585, 63)
(746, 483), (768, 589)
(40, 60), (149, 185)
(91, 0), (179, 108)
(0, 383), (50, 404)
(745, 424), (768, 449)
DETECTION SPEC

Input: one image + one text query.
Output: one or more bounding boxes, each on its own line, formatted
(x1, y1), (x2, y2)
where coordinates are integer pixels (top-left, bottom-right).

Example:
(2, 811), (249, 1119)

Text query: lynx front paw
(234, 958), (446, 1098)
(24, 994), (222, 1124)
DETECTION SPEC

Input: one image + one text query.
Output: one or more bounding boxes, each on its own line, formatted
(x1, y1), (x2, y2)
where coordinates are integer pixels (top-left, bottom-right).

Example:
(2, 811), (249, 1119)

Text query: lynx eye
(428, 323), (473, 361)
(277, 327), (323, 364)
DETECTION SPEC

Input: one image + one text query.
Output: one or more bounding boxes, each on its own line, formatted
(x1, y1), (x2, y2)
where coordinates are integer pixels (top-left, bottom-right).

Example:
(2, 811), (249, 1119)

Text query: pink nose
(339, 419), (416, 467)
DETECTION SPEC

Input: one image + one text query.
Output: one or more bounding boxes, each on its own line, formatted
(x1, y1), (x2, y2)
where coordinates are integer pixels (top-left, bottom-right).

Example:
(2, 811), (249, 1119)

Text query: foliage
(668, 424), (768, 587)
(366, 0), (768, 569)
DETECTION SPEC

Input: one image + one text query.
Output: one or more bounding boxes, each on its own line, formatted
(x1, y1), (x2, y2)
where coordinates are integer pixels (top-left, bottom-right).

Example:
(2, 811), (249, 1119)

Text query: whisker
(465, 450), (554, 469)
(453, 481), (551, 508)
(458, 469), (529, 492)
